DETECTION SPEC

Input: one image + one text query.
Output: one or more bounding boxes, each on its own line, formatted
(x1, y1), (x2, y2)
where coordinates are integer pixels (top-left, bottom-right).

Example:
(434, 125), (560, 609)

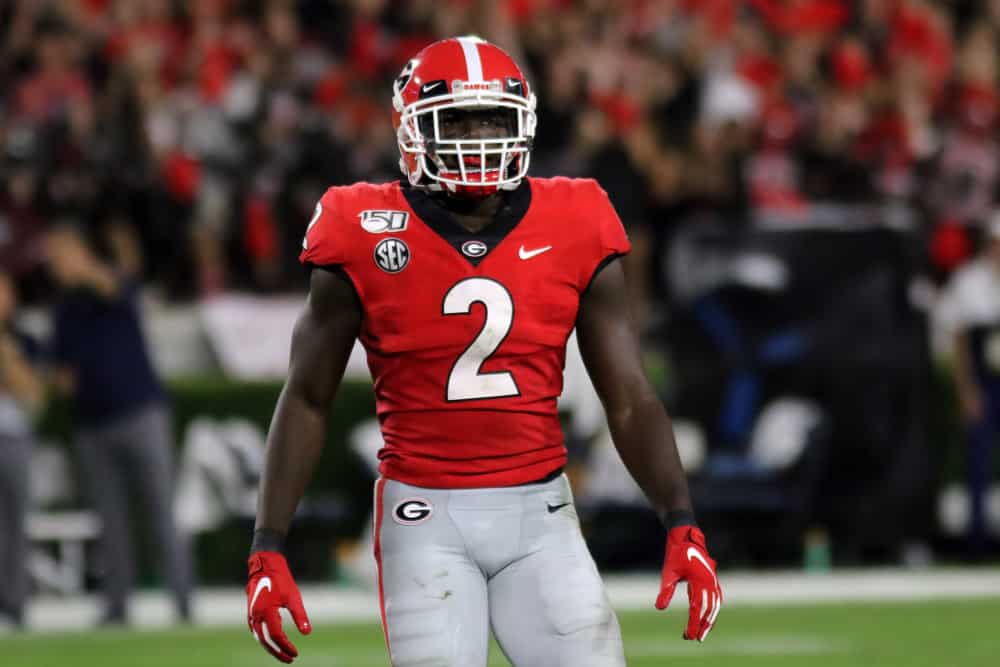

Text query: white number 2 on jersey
(443, 278), (520, 401)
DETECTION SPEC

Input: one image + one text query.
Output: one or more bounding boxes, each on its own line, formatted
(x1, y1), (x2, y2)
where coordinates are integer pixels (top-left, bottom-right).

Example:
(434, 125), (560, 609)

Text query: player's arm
(576, 259), (691, 522)
(254, 267), (361, 540)
(247, 267), (361, 663)
(576, 259), (721, 641)
(0, 334), (44, 414)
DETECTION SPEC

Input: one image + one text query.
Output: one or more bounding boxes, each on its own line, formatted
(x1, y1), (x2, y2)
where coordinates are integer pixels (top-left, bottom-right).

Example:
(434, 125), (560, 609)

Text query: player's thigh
(376, 479), (489, 667)
(488, 505), (624, 667)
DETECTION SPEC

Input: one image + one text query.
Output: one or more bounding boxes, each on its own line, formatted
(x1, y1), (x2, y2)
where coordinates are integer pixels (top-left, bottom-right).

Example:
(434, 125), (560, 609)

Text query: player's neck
(438, 193), (505, 234)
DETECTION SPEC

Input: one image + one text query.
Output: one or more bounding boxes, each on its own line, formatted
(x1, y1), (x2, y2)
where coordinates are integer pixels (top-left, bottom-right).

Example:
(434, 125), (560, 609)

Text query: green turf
(4, 599), (999, 667)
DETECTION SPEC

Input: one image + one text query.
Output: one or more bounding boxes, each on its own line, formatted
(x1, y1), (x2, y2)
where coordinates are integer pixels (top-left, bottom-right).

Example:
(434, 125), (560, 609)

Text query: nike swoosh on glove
(247, 551), (312, 663)
(655, 526), (722, 642)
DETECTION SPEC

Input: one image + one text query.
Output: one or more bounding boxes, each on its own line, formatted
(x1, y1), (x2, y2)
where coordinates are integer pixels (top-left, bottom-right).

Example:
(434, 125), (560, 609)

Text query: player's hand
(655, 525), (722, 642)
(247, 551), (312, 663)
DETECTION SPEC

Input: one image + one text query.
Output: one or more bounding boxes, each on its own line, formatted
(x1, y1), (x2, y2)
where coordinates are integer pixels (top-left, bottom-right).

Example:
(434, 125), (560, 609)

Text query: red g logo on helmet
(391, 36), (537, 197)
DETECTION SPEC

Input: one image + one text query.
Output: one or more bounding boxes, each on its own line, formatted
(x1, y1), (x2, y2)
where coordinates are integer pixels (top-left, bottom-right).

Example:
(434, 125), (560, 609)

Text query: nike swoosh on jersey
(546, 502), (570, 513)
(250, 576), (272, 613)
(519, 245), (553, 260)
(686, 547), (717, 581)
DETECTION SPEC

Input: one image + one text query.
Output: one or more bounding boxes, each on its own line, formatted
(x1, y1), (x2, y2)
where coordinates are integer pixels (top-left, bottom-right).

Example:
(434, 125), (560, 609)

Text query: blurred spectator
(13, 14), (92, 125)
(0, 0), (993, 299)
(925, 21), (999, 229)
(0, 270), (44, 629)
(938, 213), (1000, 559)
(745, 99), (806, 213)
(0, 126), (48, 297)
(45, 224), (192, 625)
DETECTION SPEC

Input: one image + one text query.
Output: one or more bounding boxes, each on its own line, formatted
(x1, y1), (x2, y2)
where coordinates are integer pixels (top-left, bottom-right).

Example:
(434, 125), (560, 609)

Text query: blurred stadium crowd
(0, 0), (997, 301)
(4, 0), (1000, 626)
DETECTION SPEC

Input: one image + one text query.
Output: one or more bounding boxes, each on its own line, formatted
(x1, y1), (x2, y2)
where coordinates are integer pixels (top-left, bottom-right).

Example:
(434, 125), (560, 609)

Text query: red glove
(247, 551), (312, 663)
(655, 525), (722, 642)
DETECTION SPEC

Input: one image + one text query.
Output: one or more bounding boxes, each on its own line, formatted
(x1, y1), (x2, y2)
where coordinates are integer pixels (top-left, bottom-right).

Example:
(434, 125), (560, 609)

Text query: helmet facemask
(396, 83), (537, 197)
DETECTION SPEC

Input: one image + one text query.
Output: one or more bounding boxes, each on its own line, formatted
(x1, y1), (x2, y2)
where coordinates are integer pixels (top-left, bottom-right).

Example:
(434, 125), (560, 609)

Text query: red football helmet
(392, 36), (537, 197)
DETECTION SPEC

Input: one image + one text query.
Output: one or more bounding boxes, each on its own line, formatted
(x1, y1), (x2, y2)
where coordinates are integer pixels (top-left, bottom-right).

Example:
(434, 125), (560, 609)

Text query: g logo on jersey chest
(461, 240), (488, 258)
(374, 238), (410, 273)
(392, 498), (433, 525)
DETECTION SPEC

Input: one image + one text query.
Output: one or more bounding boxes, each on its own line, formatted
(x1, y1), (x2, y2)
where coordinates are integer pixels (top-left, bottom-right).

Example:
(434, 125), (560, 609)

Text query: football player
(246, 36), (722, 666)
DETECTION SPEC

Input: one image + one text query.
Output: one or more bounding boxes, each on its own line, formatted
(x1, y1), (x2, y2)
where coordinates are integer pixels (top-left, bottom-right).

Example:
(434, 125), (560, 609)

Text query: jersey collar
(400, 179), (532, 267)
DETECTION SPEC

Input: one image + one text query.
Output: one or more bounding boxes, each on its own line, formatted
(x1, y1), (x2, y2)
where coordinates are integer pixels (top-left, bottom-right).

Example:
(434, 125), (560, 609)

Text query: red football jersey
(299, 177), (631, 488)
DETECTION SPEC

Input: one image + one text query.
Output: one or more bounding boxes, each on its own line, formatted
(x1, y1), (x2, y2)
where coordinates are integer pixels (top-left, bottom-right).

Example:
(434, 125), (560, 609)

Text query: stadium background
(2, 0), (1000, 665)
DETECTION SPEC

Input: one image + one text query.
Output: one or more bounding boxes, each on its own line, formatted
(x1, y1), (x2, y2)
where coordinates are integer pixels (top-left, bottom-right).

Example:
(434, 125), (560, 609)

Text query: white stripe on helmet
(458, 37), (483, 82)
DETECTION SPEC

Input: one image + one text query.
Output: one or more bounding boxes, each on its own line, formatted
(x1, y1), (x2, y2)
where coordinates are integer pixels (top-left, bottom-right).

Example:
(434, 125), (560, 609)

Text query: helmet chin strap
(444, 181), (500, 199)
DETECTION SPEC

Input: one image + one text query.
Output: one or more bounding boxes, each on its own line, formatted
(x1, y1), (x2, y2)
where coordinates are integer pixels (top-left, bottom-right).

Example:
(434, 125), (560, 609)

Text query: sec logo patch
(374, 238), (410, 273)
(393, 498), (433, 525)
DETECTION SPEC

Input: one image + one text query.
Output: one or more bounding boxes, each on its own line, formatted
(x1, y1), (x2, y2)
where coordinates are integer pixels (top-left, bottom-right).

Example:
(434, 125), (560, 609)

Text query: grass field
(4, 598), (999, 667)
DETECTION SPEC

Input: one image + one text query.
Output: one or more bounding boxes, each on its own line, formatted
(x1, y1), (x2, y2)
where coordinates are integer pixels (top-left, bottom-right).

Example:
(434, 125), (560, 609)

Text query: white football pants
(374, 473), (625, 666)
